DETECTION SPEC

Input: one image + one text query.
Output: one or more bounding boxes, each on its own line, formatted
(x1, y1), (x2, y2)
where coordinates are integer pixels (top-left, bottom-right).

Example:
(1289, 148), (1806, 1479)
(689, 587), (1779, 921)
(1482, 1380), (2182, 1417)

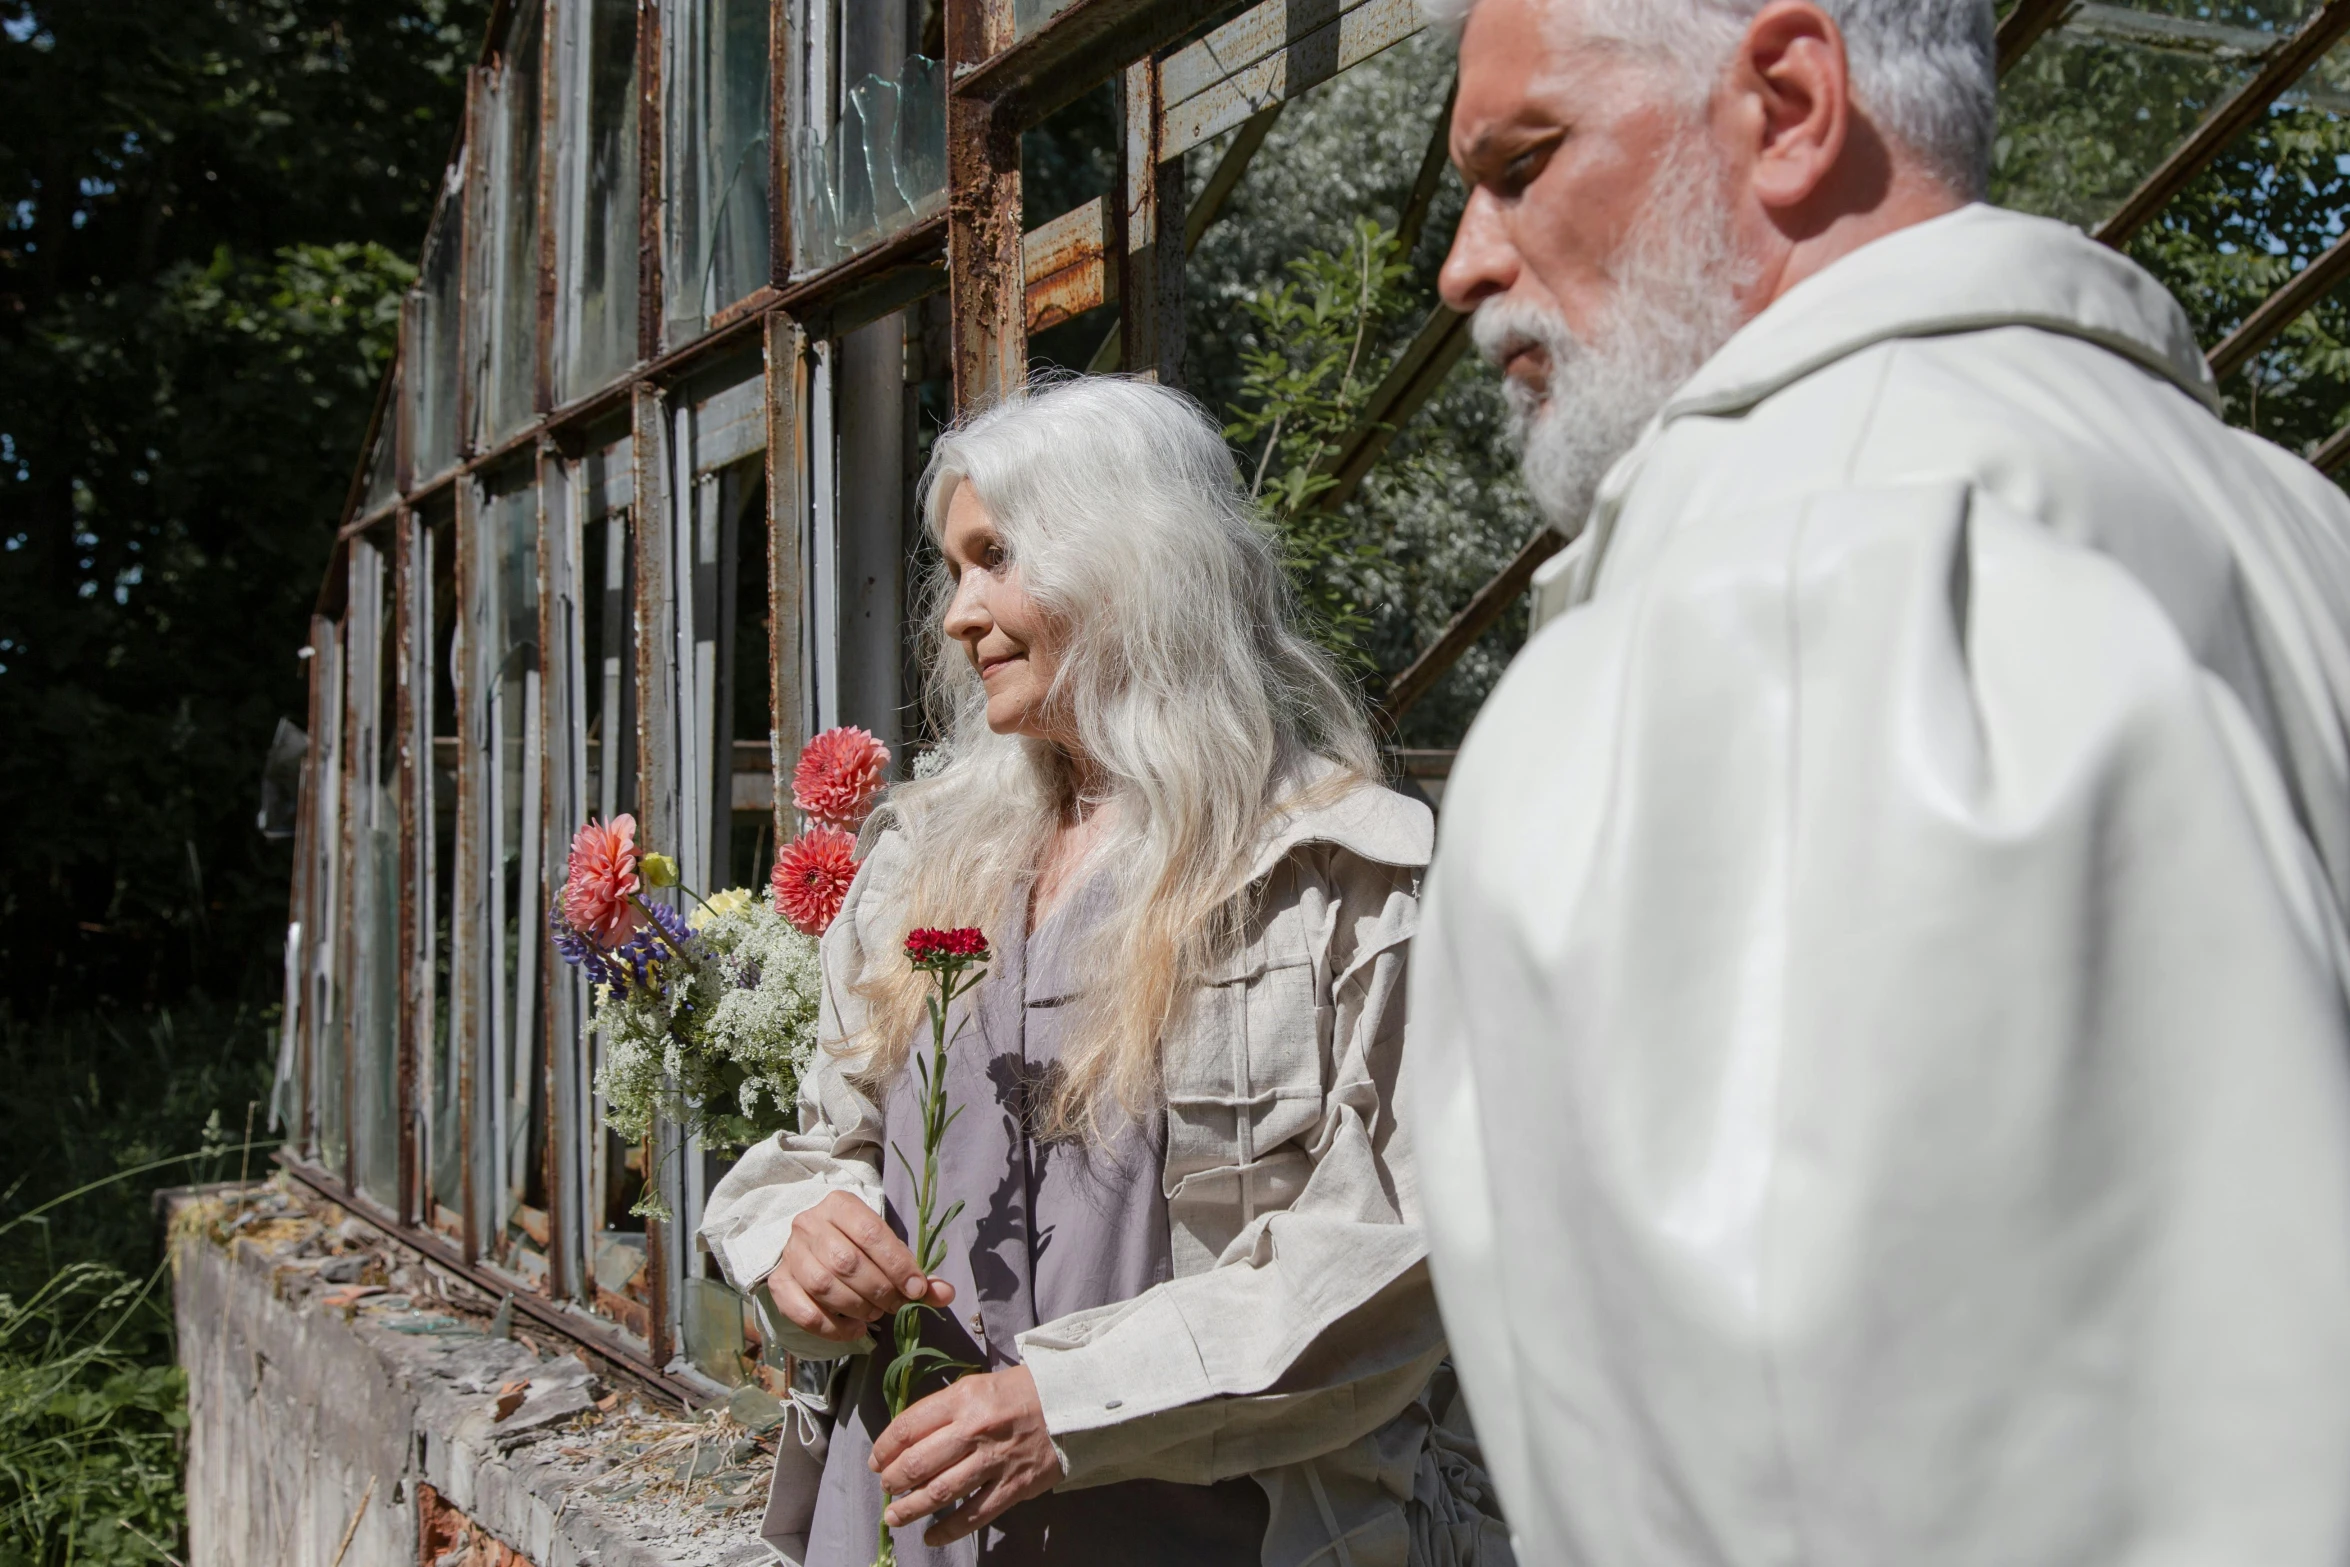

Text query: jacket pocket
(1165, 937), (1328, 1273)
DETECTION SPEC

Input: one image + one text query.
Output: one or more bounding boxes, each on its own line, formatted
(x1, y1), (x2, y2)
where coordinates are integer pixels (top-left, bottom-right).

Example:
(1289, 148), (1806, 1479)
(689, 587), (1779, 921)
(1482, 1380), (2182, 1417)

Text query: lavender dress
(803, 882), (1269, 1566)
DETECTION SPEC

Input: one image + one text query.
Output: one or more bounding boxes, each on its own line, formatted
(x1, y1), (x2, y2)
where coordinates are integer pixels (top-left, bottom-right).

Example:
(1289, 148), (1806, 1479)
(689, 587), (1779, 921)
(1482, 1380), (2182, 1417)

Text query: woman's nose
(942, 568), (988, 642)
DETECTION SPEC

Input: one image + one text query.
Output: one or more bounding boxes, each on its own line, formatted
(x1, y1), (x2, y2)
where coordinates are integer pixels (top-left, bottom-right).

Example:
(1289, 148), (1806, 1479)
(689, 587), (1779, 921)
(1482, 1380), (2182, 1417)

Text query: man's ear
(1729, 0), (1853, 216)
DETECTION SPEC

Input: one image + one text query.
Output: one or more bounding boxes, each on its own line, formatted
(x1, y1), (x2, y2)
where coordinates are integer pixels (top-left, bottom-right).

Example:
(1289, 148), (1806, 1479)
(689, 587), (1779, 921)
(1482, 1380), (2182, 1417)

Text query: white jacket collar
(1249, 766), (1434, 882)
(1663, 203), (2220, 423)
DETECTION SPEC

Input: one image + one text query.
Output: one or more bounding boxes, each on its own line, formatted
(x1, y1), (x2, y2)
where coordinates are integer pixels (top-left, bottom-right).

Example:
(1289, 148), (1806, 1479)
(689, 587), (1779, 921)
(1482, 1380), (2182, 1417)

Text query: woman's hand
(763, 1191), (953, 1344)
(871, 1365), (1064, 1545)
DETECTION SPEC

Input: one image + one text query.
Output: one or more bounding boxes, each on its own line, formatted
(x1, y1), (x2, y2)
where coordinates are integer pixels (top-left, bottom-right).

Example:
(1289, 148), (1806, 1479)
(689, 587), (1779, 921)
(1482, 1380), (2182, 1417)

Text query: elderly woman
(701, 377), (1505, 1566)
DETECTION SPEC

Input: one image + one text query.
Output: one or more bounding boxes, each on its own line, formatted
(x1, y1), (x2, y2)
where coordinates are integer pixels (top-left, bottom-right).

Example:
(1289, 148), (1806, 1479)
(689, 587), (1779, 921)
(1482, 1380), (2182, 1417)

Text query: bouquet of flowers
(549, 726), (892, 1214)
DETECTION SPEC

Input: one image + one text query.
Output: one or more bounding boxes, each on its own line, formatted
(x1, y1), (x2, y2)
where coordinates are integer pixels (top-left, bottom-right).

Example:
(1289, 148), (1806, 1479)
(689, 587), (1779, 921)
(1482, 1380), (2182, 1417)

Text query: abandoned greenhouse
(167, 0), (2350, 1560)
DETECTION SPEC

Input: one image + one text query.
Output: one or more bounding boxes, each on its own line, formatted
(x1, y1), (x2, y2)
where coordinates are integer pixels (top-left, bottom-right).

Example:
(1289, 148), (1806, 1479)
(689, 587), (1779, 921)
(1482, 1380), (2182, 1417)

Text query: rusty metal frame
(394, 508), (424, 1228)
(1995, 0), (2073, 78)
(313, 0), (2350, 1394)
(948, 0), (1029, 410)
(2208, 228), (2350, 384)
(2094, 0), (2350, 249)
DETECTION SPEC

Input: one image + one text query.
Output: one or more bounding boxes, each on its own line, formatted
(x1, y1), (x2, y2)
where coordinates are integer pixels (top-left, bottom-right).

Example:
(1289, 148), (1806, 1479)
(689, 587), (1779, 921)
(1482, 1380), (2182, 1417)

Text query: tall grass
(0, 998), (277, 1565)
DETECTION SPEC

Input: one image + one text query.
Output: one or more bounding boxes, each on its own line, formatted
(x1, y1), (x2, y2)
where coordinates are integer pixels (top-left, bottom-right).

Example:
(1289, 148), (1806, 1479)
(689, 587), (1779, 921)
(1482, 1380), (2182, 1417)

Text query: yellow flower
(690, 886), (752, 931)
(640, 853), (680, 888)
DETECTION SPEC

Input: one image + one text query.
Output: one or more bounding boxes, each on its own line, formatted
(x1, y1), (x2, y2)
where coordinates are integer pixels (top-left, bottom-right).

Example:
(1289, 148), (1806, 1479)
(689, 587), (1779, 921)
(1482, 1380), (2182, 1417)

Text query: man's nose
(1439, 188), (1519, 315)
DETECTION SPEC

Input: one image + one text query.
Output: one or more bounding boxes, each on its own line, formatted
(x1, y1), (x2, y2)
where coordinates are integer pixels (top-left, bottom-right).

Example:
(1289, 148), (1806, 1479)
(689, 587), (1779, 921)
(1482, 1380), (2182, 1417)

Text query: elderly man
(1409, 0), (2350, 1563)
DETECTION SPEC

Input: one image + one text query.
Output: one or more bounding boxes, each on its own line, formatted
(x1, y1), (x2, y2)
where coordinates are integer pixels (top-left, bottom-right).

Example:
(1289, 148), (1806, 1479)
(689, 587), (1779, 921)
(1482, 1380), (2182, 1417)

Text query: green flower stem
(874, 954), (987, 1567)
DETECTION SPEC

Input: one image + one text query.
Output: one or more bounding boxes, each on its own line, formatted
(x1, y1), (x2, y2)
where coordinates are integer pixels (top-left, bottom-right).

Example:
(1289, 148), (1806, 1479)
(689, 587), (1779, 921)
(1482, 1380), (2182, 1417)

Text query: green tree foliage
(1226, 218), (1419, 665)
(0, 0), (483, 1019)
(1188, 34), (1536, 746)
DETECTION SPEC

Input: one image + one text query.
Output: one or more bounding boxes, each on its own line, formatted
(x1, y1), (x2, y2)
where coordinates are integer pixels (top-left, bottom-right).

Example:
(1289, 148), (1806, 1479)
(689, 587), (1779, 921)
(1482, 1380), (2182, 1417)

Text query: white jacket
(704, 778), (1513, 1566)
(1411, 203), (2350, 1566)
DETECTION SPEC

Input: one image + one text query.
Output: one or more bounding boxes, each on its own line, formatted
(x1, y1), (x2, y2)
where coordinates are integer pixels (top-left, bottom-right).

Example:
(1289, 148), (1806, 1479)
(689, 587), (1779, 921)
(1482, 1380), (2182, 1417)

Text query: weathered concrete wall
(170, 1183), (774, 1567)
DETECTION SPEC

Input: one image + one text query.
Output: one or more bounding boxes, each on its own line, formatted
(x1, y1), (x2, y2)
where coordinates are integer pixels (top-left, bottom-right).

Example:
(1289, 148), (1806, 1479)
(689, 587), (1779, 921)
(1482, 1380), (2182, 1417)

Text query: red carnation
(905, 927), (990, 969)
(772, 828), (860, 936)
(792, 726), (890, 830)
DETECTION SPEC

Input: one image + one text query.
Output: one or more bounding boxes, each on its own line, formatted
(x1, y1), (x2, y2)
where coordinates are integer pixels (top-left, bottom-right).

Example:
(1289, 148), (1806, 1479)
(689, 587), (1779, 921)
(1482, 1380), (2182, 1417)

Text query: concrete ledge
(169, 1180), (775, 1567)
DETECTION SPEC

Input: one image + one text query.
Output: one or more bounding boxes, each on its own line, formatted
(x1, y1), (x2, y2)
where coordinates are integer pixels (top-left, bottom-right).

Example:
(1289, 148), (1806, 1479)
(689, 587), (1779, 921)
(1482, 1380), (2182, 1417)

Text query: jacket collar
(1249, 765), (1433, 882)
(1663, 202), (2219, 424)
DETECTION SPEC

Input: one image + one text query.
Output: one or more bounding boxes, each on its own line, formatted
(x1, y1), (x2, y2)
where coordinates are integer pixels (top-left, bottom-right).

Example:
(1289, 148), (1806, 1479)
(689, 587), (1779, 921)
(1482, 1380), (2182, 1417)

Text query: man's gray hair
(1426, 0), (1995, 198)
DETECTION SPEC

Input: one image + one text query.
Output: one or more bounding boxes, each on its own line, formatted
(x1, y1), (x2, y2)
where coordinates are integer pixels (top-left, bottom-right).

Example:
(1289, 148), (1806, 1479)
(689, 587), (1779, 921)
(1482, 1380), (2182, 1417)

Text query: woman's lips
(978, 652), (1021, 681)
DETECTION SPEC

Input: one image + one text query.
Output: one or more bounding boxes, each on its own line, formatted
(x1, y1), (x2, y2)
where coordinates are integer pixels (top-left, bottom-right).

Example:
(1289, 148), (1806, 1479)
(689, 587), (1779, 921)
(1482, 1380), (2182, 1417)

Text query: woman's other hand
(871, 1365), (1064, 1545)
(764, 1191), (952, 1344)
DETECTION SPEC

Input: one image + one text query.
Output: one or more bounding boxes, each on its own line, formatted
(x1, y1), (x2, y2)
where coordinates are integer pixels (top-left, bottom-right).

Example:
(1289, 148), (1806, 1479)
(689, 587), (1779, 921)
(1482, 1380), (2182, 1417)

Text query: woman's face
(940, 483), (1071, 745)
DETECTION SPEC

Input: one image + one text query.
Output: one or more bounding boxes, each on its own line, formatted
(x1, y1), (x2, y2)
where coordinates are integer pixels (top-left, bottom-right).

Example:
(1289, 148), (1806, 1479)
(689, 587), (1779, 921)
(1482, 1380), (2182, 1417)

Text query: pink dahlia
(563, 814), (644, 946)
(772, 828), (859, 936)
(792, 726), (890, 830)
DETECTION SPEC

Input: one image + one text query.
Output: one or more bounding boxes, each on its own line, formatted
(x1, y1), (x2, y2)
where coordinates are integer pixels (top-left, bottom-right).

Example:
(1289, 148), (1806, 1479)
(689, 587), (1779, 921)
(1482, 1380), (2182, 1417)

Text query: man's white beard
(1475, 140), (1753, 534)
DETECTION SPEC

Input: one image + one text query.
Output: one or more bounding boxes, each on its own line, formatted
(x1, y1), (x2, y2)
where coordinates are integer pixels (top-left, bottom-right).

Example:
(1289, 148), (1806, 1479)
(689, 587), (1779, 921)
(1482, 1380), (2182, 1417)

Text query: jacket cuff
(1019, 1291), (1212, 1485)
(713, 1179), (883, 1296)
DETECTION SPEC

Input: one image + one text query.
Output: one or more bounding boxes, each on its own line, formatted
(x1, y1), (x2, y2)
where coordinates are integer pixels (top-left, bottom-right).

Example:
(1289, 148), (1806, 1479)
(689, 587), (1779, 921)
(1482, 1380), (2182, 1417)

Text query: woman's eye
(982, 545), (1006, 571)
(1501, 148), (1544, 194)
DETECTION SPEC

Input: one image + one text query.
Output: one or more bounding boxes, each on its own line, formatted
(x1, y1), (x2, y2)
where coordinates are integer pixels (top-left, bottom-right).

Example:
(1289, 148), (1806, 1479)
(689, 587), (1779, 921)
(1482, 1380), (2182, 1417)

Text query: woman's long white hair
(848, 375), (1379, 1136)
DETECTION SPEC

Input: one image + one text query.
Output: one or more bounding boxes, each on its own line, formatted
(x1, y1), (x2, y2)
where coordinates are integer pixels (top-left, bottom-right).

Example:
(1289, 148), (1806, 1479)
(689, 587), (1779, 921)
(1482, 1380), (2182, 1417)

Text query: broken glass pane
(557, 0), (642, 402)
(480, 1), (546, 444)
(790, 51), (947, 273)
(412, 195), (464, 482)
(664, 0), (775, 343)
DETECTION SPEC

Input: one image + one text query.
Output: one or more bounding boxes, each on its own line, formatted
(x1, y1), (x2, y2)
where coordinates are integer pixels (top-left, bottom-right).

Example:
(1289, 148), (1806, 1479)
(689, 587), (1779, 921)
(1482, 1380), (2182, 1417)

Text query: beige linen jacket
(1417, 203), (2350, 1566)
(702, 775), (1508, 1567)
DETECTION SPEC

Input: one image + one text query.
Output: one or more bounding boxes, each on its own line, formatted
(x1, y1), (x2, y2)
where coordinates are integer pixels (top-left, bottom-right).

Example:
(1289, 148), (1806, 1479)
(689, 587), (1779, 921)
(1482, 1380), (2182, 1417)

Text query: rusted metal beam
(768, 0), (792, 289)
(763, 313), (810, 859)
(531, 440), (570, 1302)
(1377, 527), (1568, 727)
(1024, 196), (1117, 333)
(276, 1152), (707, 1407)
(2207, 228), (2350, 383)
(636, 0), (665, 365)
(2310, 419), (2350, 475)
(948, 0), (1028, 412)
(450, 479), (482, 1263)
(952, 0), (1229, 132)
(1161, 0), (1422, 160)
(1996, 0), (2074, 77)
(1396, 75), (1458, 260)
(1120, 56), (1186, 384)
(2095, 0), (2350, 249)
(1314, 304), (1471, 514)
(535, 0), (559, 418)
(626, 378), (675, 1365)
(394, 509), (423, 1228)
(1185, 102), (1283, 253)
(1090, 100), (1284, 372)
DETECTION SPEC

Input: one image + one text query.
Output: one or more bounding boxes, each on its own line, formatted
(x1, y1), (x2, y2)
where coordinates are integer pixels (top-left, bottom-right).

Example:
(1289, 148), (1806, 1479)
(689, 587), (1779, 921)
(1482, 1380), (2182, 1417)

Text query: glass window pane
(412, 199), (464, 482)
(791, 48), (944, 274)
(422, 507), (463, 1236)
(310, 624), (348, 1170)
(350, 538), (402, 1208)
(1995, 0), (2324, 230)
(362, 397), (399, 515)
(557, 0), (643, 401)
(664, 0), (774, 340)
(476, 475), (548, 1279)
(480, 2), (546, 444)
